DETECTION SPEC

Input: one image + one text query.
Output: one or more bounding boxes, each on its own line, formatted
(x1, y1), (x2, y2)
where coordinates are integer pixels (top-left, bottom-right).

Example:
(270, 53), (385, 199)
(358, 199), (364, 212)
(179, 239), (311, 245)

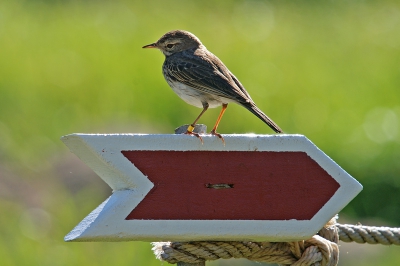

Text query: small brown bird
(143, 30), (283, 142)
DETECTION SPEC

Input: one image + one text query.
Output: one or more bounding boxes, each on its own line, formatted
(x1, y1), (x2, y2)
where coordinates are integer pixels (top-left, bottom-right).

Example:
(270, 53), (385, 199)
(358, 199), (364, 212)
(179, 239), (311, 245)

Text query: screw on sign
(61, 134), (362, 243)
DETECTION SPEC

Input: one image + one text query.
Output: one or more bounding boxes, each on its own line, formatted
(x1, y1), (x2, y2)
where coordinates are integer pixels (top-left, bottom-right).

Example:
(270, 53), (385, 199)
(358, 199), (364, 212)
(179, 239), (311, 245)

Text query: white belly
(166, 80), (232, 108)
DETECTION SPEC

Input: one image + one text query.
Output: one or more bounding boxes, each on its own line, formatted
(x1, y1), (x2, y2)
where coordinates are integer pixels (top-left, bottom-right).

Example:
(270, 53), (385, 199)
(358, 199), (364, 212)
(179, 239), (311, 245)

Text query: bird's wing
(163, 49), (253, 104)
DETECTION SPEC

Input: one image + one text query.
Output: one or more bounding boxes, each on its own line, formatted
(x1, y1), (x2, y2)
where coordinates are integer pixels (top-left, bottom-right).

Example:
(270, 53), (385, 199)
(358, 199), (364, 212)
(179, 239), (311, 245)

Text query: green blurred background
(1, 0), (400, 265)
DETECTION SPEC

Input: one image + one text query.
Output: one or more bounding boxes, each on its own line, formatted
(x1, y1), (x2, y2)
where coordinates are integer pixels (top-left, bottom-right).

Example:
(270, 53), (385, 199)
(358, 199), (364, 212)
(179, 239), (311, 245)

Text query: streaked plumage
(143, 30), (283, 140)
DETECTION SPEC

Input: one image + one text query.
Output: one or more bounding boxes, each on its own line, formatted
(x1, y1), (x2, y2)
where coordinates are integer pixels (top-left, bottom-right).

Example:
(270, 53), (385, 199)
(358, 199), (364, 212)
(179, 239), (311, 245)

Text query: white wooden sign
(61, 134), (362, 242)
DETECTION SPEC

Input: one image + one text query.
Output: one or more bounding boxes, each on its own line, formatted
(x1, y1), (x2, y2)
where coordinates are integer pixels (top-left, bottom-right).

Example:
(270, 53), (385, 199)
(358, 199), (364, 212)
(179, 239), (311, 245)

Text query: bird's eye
(166, 43), (175, 49)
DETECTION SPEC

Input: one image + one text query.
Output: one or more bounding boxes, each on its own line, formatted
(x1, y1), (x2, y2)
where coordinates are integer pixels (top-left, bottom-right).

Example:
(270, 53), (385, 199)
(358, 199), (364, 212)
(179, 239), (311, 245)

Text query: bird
(143, 30), (283, 142)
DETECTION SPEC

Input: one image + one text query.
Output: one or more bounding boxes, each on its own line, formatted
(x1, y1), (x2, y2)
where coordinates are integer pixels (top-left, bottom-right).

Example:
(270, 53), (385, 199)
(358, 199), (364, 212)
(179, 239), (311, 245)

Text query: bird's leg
(185, 103), (209, 143)
(210, 104), (228, 144)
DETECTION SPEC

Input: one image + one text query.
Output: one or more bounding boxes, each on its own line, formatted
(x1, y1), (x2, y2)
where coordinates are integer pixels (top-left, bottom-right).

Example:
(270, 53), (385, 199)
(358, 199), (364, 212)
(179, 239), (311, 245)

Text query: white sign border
(61, 134), (362, 242)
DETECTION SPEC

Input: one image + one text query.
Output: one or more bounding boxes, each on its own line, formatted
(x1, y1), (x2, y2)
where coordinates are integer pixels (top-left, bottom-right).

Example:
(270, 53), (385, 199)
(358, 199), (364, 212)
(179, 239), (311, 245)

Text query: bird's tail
(241, 103), (283, 133)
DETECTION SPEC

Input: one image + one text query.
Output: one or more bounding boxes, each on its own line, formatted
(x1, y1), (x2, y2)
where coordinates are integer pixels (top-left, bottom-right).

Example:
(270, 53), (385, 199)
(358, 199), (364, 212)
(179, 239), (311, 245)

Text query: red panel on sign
(122, 151), (339, 220)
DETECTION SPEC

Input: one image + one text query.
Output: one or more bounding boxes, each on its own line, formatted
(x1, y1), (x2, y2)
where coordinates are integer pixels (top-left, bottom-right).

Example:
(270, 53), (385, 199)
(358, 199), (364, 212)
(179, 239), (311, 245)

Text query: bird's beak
(142, 43), (157, 49)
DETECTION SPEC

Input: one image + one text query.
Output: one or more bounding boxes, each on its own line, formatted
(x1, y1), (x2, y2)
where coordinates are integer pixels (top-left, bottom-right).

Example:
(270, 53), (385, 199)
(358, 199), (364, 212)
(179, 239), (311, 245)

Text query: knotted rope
(152, 217), (400, 266)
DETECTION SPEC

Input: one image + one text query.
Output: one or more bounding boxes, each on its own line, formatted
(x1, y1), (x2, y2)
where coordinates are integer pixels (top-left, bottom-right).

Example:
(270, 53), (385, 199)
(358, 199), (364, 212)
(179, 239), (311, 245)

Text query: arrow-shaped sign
(61, 134), (362, 242)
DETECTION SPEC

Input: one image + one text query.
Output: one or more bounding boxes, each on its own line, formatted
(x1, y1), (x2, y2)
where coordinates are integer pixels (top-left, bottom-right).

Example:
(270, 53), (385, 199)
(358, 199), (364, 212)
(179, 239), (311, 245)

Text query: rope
(152, 218), (400, 266)
(337, 223), (400, 245)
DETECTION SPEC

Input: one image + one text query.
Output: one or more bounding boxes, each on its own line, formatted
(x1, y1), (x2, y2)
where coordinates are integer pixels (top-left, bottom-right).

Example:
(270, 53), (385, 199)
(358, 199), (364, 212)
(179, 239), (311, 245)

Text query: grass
(0, 0), (400, 265)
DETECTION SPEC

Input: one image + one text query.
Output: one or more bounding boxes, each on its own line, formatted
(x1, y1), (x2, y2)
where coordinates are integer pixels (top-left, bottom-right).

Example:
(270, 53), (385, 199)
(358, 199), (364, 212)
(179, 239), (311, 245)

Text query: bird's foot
(210, 130), (225, 145)
(184, 126), (203, 144)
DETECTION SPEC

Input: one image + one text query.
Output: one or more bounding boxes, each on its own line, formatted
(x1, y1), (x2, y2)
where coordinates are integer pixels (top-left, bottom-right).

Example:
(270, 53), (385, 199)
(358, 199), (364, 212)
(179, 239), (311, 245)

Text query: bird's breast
(163, 77), (226, 108)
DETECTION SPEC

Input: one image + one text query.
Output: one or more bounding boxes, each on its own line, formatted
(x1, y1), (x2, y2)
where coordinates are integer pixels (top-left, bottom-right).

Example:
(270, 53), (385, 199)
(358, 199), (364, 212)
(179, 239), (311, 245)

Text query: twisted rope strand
(337, 224), (400, 245)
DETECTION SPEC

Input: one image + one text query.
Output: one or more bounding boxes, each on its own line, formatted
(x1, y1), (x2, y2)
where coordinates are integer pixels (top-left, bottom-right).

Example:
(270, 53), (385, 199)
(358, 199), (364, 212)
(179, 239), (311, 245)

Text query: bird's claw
(184, 130), (204, 144)
(211, 130), (225, 145)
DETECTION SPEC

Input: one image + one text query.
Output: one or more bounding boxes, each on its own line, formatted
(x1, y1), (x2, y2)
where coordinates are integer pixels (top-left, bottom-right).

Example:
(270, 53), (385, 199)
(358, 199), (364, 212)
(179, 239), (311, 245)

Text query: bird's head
(143, 30), (202, 56)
